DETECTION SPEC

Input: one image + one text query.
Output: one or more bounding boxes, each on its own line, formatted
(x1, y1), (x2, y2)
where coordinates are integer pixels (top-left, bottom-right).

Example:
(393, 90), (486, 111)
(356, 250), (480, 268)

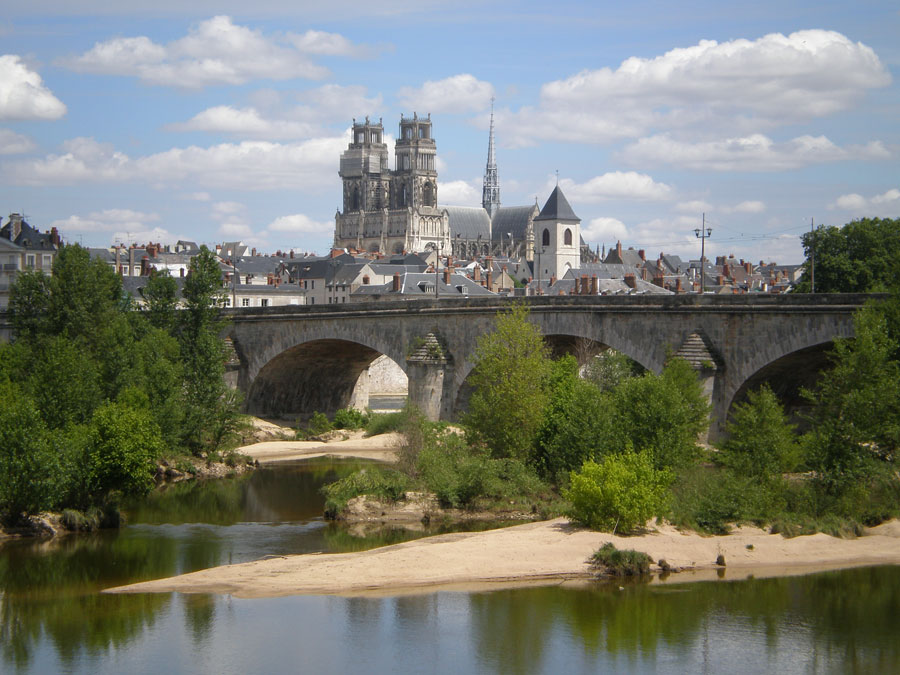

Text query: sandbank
(105, 517), (900, 598)
(237, 432), (401, 464)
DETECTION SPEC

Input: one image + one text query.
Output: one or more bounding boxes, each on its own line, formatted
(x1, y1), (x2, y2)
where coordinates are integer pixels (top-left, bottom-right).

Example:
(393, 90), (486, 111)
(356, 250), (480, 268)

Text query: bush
(589, 542), (652, 576)
(297, 411), (332, 439)
(333, 408), (369, 430)
(321, 467), (410, 518)
(563, 451), (672, 533)
(365, 411), (407, 437)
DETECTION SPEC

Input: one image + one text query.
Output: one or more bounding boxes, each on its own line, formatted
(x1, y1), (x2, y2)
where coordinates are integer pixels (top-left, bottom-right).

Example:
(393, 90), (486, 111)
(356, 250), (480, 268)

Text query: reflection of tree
(182, 594), (217, 646)
(0, 533), (176, 670)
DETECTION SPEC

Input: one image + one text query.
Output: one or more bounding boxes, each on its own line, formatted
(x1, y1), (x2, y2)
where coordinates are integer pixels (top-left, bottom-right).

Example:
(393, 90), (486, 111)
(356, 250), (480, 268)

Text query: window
(362, 275), (370, 284)
(311, 280), (315, 289)
(356, 132), (364, 143)
(372, 132), (380, 143)
(241, 298), (250, 307)
(26, 254), (35, 269)
(564, 228), (572, 246)
(42, 254), (52, 268)
(260, 299), (269, 307)
(351, 186), (360, 210)
(423, 182), (434, 207)
(404, 127), (412, 139)
(224, 297), (231, 307)
(542, 229), (550, 247)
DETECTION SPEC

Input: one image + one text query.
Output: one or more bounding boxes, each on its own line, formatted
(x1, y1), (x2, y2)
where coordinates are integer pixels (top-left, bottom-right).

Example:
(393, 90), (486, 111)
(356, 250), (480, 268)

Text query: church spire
(482, 98), (500, 218)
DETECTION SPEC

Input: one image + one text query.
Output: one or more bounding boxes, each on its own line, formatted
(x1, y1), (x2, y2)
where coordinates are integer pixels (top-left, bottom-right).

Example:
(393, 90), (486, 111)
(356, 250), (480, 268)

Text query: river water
(1, 459), (898, 674)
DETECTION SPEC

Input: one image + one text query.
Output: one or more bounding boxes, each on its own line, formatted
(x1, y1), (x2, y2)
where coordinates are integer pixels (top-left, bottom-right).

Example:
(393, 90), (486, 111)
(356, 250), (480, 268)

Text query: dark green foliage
(464, 304), (552, 460)
(297, 411), (332, 439)
(719, 385), (801, 480)
(589, 542), (653, 576)
(0, 383), (61, 522)
(601, 359), (710, 471)
(365, 410), (407, 437)
(668, 465), (774, 534)
(534, 356), (611, 481)
(84, 401), (164, 500)
(801, 306), (900, 498)
(333, 407), (369, 430)
(564, 451), (672, 533)
(143, 271), (179, 331)
(794, 217), (900, 293)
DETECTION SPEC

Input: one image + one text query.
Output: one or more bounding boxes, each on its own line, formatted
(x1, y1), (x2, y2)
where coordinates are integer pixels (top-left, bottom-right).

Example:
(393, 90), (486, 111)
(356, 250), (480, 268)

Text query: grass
(589, 542), (653, 577)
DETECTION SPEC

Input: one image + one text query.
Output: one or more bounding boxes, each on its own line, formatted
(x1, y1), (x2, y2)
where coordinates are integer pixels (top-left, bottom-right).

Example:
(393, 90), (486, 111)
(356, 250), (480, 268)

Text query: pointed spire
(482, 98), (500, 219)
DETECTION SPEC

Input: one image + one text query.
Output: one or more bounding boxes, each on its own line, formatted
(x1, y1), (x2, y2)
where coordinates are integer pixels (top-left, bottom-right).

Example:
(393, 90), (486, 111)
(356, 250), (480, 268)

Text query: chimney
(717, 275), (725, 286)
(638, 249), (646, 261)
(290, 250), (295, 259)
(653, 274), (664, 287)
(616, 240), (622, 258)
(392, 272), (401, 292)
(744, 261), (752, 274)
(474, 265), (481, 282)
(624, 273), (636, 289)
(486, 268), (493, 289)
(9, 213), (22, 241)
(251, 247), (257, 257)
(49, 227), (61, 247)
(580, 274), (589, 295)
(676, 277), (683, 293)
(443, 266), (451, 285)
(140, 255), (150, 276)
(591, 274), (599, 295)
(640, 267), (648, 281)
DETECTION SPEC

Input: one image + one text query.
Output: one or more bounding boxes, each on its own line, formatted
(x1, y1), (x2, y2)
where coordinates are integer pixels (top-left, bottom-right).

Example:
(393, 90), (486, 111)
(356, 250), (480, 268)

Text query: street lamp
(694, 214), (712, 293)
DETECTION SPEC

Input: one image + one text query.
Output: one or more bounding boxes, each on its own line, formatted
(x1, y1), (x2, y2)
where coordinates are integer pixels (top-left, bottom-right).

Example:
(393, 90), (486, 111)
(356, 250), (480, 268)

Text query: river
(1, 459), (898, 674)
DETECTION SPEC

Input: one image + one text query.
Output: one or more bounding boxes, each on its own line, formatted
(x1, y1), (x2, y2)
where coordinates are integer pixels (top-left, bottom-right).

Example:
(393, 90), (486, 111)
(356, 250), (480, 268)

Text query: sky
(1, 1), (898, 264)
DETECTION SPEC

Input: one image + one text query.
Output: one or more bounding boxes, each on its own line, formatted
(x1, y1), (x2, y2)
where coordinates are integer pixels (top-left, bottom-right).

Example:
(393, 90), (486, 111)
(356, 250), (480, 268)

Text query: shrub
(365, 411), (407, 437)
(563, 451), (672, 533)
(333, 408), (369, 430)
(321, 467), (409, 518)
(590, 542), (652, 576)
(297, 411), (332, 439)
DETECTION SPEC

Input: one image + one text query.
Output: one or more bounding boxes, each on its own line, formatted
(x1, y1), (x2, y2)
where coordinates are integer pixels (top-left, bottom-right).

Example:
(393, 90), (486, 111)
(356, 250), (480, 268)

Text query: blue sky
(1, 0), (897, 263)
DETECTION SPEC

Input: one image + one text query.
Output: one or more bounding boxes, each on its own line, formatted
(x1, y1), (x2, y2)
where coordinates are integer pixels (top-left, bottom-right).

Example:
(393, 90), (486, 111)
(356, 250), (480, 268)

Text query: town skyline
(1, 1), (898, 263)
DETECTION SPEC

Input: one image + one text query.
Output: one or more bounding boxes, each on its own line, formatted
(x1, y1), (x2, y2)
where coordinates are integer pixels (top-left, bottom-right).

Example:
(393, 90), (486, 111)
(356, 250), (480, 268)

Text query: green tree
(534, 356), (611, 481)
(177, 246), (235, 453)
(794, 217), (900, 293)
(583, 348), (642, 392)
(719, 384), (800, 480)
(801, 305), (900, 497)
(564, 450), (672, 533)
(84, 401), (164, 500)
(0, 383), (61, 521)
(143, 271), (179, 332)
(463, 304), (552, 460)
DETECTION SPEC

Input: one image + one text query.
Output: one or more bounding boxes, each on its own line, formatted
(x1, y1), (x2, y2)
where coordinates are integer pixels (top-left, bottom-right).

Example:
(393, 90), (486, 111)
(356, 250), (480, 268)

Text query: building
(334, 114), (449, 255)
(0, 213), (61, 309)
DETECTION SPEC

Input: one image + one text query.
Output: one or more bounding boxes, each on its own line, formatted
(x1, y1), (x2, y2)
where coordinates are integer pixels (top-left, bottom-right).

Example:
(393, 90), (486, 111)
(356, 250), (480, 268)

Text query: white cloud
(829, 188), (900, 214)
(183, 191), (211, 201)
(66, 16), (372, 88)
(7, 133), (348, 190)
(582, 217), (628, 243)
(51, 208), (159, 233)
(398, 74), (494, 114)
(558, 172), (673, 202)
(724, 200), (766, 214)
(0, 128), (35, 154)
(504, 30), (890, 146)
(218, 223), (254, 238)
(438, 179), (479, 205)
(111, 226), (182, 245)
(0, 55), (67, 120)
(167, 106), (317, 139)
(675, 200), (713, 214)
(266, 213), (332, 233)
(622, 133), (890, 171)
(211, 201), (246, 220)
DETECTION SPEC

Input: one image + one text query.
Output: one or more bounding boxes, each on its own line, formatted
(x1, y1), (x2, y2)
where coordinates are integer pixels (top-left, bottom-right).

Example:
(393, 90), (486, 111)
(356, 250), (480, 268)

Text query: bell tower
(394, 112), (437, 210)
(533, 185), (581, 281)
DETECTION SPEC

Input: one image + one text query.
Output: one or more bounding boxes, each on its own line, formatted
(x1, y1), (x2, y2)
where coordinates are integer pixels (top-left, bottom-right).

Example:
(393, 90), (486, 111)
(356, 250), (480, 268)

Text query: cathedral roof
(443, 206), (491, 239)
(491, 205), (538, 241)
(534, 186), (579, 223)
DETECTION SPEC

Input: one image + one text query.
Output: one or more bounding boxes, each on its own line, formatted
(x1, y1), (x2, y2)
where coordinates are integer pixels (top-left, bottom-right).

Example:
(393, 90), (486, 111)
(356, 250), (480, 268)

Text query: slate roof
(444, 206), (491, 239)
(0, 217), (57, 250)
(534, 186), (579, 222)
(491, 205), (538, 241)
(353, 272), (496, 298)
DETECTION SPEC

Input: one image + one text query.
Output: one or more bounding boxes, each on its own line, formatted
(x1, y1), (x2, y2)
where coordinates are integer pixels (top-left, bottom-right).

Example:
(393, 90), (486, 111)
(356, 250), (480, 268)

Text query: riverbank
(236, 431), (401, 464)
(105, 516), (900, 598)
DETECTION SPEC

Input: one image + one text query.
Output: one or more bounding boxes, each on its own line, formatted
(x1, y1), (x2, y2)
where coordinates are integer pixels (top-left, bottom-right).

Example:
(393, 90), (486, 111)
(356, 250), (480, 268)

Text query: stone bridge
(224, 293), (876, 441)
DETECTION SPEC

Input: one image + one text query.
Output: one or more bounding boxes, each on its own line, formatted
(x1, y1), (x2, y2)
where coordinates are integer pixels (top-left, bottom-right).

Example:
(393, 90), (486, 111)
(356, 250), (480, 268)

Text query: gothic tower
(482, 100), (500, 220)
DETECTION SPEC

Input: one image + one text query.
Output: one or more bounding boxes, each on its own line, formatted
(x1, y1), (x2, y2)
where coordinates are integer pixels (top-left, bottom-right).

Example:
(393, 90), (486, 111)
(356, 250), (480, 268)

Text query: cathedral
(333, 110), (579, 277)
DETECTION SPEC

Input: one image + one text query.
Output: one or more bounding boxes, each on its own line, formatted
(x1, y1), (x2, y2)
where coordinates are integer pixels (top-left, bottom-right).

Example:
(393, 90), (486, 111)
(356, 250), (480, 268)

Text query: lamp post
(694, 215), (712, 294)
(534, 245), (546, 295)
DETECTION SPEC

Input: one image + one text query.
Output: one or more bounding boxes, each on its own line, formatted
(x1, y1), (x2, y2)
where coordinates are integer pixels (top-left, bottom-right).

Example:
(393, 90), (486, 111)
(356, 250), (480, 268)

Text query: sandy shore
(238, 432), (401, 464)
(106, 517), (900, 598)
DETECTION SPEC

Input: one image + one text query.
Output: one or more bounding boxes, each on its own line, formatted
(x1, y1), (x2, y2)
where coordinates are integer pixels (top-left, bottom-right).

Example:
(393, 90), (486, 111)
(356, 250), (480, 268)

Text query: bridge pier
(406, 332), (453, 421)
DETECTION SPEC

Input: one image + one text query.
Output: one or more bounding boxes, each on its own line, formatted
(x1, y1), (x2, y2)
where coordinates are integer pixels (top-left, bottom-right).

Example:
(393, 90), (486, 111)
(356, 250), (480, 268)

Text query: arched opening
(246, 339), (408, 422)
(728, 342), (836, 431)
(351, 186), (360, 211)
(399, 184), (408, 208)
(564, 228), (572, 246)
(542, 229), (550, 247)
(423, 182), (435, 207)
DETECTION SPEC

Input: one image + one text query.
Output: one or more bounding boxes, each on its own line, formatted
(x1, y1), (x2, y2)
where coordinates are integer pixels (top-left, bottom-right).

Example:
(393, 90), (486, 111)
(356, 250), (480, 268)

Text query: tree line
(0, 244), (239, 525)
